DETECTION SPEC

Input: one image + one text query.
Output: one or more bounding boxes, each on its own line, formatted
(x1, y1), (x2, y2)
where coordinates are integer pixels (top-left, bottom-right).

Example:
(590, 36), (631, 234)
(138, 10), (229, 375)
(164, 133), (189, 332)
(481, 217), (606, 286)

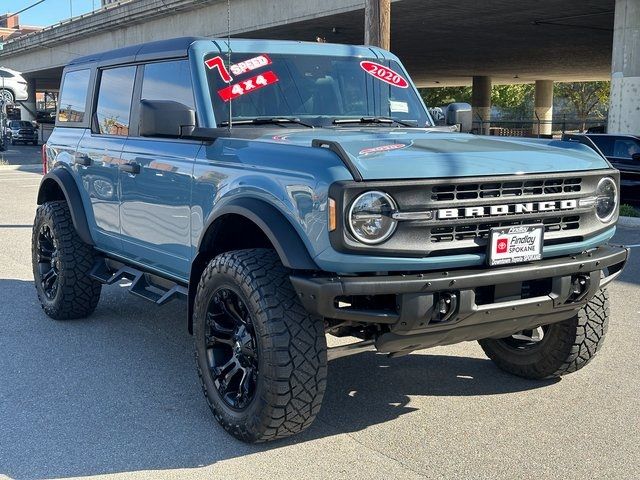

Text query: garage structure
(0, 0), (637, 135)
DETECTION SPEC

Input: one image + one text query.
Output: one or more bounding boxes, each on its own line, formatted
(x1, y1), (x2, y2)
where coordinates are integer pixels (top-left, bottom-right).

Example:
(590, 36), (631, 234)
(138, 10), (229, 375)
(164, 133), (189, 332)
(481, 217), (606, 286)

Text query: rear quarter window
(58, 69), (91, 123)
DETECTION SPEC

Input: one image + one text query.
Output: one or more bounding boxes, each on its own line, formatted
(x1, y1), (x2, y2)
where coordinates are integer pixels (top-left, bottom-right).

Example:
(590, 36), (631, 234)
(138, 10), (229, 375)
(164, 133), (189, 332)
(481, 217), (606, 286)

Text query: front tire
(479, 288), (609, 379)
(32, 201), (102, 319)
(193, 248), (327, 443)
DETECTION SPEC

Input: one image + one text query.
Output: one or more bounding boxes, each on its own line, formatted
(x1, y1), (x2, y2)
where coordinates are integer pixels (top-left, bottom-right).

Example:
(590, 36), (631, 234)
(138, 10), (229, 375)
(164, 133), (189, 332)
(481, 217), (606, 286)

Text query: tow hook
(433, 292), (458, 323)
(569, 274), (591, 302)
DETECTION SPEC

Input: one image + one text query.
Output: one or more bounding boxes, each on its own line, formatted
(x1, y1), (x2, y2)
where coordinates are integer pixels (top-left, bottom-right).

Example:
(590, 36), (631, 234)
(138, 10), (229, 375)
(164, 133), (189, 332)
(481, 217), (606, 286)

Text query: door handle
(120, 162), (141, 175)
(74, 154), (91, 166)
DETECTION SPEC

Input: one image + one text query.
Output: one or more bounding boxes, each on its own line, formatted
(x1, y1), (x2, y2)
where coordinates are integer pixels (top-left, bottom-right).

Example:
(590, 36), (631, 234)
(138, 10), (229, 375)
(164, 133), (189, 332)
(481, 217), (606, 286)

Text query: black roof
(68, 36), (209, 67)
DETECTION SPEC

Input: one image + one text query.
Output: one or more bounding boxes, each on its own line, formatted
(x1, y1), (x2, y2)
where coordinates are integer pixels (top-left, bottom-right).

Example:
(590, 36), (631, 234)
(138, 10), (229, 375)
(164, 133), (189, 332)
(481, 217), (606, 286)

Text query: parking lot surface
(1, 152), (639, 480)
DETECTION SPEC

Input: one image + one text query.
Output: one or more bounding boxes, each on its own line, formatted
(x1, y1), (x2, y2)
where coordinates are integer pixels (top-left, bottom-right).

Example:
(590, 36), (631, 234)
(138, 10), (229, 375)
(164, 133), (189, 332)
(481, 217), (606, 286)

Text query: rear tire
(193, 248), (327, 443)
(479, 288), (609, 379)
(32, 201), (102, 319)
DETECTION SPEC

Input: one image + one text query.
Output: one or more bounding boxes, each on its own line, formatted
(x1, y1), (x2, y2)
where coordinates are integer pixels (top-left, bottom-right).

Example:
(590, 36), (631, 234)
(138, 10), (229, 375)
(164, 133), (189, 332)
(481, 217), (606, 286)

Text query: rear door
(76, 65), (137, 254)
(119, 59), (200, 280)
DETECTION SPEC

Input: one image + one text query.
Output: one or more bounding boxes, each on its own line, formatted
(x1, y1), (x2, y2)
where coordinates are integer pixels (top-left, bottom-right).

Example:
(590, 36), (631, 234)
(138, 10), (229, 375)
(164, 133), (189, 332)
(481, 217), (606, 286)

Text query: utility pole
(364, 0), (391, 50)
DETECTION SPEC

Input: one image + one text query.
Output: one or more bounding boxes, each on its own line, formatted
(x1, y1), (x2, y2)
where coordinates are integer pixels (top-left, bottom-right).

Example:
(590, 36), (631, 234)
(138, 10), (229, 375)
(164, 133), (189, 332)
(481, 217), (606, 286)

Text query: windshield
(204, 52), (431, 127)
(11, 121), (32, 129)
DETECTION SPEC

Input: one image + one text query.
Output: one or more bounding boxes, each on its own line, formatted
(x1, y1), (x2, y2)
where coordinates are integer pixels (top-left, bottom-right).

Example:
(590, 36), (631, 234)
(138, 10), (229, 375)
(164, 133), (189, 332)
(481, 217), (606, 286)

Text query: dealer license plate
(488, 225), (544, 266)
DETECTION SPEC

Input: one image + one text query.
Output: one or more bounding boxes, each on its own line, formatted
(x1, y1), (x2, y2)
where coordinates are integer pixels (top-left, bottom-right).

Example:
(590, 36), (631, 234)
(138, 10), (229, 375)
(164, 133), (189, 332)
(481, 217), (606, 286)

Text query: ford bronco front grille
(430, 215), (581, 243)
(330, 170), (617, 257)
(430, 177), (582, 201)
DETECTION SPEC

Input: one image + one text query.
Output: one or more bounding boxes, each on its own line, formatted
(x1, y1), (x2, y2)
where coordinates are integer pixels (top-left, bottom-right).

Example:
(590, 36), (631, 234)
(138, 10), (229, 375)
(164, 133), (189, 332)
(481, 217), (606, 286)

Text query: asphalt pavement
(1, 151), (639, 480)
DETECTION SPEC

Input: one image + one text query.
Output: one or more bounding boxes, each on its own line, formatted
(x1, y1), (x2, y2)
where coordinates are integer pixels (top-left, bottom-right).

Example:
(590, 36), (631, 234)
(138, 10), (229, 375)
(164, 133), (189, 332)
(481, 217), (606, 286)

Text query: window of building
(57, 69), (91, 123)
(141, 60), (195, 110)
(95, 66), (136, 135)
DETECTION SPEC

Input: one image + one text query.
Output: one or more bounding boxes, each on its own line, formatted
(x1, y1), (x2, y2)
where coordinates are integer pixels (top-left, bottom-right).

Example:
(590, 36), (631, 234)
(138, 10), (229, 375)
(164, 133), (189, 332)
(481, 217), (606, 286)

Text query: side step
(90, 259), (187, 306)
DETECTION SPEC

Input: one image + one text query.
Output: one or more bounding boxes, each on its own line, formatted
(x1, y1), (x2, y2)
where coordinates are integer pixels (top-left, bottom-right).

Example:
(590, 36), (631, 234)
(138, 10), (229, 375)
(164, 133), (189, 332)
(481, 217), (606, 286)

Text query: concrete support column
(472, 76), (491, 135)
(608, 0), (640, 134)
(20, 81), (37, 122)
(533, 80), (553, 137)
(364, 0), (391, 50)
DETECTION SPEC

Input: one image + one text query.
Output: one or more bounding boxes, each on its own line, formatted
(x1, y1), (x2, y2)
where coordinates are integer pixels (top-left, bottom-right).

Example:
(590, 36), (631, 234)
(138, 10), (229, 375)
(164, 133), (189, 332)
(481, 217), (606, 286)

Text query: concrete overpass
(0, 0), (637, 134)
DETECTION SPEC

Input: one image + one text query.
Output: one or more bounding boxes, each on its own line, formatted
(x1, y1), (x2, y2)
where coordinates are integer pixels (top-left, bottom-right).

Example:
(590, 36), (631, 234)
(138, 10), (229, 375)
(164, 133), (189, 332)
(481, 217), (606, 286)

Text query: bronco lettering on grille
(437, 199), (578, 219)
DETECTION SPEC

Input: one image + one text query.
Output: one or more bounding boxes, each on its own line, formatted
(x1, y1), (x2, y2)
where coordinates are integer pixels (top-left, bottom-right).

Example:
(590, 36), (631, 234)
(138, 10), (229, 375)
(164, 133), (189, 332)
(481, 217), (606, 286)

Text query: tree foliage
(420, 81), (611, 129)
(554, 81), (610, 129)
(419, 86), (471, 107)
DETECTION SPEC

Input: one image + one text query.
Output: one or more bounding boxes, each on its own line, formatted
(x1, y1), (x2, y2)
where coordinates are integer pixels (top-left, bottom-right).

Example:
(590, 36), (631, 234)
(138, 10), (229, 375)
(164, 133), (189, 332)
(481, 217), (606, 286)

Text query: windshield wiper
(332, 116), (417, 127)
(218, 117), (314, 128)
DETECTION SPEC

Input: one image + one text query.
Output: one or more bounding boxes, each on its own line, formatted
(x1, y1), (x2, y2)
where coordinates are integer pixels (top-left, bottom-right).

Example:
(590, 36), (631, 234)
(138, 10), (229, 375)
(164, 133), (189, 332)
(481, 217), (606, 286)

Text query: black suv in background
(563, 133), (640, 203)
(6, 120), (39, 145)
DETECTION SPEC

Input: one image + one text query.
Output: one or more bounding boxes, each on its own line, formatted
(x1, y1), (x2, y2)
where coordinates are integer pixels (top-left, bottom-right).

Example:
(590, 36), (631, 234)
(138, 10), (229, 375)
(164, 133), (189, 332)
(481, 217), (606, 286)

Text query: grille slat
(429, 216), (581, 243)
(431, 178), (582, 202)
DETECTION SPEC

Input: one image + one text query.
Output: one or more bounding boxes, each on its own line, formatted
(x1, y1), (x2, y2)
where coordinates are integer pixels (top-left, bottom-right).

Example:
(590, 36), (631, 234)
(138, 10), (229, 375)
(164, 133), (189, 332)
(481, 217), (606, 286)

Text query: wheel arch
(37, 168), (94, 246)
(187, 197), (318, 333)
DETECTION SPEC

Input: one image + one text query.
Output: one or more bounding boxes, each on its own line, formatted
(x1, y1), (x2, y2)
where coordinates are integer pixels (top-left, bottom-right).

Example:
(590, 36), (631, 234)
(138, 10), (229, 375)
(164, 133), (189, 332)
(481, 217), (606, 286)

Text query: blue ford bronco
(34, 37), (628, 442)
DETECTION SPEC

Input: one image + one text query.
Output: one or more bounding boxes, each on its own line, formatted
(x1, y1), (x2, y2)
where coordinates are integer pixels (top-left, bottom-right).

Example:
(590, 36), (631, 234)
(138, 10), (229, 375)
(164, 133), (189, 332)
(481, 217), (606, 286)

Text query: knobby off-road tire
(479, 288), (609, 379)
(193, 248), (327, 443)
(32, 201), (102, 319)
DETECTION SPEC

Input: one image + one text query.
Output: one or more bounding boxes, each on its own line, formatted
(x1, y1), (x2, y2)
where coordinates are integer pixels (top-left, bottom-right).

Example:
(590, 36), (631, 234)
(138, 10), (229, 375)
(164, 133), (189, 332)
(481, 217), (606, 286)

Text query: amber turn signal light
(328, 198), (337, 231)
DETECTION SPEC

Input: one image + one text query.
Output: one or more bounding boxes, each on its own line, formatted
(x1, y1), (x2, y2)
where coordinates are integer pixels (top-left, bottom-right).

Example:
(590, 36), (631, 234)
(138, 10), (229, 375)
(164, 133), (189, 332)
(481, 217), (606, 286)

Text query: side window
(589, 136), (614, 157)
(58, 69), (91, 123)
(95, 66), (136, 136)
(141, 60), (195, 110)
(612, 138), (640, 159)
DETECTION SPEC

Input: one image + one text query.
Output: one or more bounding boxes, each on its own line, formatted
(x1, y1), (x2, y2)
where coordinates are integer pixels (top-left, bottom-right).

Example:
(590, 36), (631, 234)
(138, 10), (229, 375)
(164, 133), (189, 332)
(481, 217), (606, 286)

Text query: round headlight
(348, 191), (398, 244)
(595, 177), (618, 222)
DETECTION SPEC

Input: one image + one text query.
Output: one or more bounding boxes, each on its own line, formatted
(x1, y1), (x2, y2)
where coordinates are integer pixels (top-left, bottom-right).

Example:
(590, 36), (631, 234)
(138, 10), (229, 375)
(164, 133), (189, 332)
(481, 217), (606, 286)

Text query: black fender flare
(37, 168), (94, 246)
(198, 197), (318, 271)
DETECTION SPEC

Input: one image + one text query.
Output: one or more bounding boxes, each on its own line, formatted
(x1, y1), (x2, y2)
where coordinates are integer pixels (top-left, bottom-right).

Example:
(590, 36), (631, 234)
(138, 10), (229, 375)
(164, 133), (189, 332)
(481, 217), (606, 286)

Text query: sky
(5, 0), (98, 27)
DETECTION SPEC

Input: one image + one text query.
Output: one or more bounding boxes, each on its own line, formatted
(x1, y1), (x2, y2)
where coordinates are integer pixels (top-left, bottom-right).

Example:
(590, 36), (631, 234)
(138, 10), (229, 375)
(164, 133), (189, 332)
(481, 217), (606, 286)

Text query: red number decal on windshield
(217, 71), (279, 102)
(205, 56), (232, 83)
(360, 61), (409, 88)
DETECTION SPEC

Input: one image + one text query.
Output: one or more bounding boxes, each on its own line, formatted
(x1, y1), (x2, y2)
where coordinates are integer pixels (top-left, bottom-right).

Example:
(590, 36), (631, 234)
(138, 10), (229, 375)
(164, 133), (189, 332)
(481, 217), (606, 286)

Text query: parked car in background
(0, 67), (29, 105)
(563, 133), (640, 203)
(6, 120), (38, 145)
(36, 109), (56, 124)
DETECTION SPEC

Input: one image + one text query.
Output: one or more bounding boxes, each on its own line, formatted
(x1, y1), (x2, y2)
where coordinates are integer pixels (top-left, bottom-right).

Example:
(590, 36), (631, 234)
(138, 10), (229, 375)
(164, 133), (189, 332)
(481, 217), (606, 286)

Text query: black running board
(90, 258), (187, 306)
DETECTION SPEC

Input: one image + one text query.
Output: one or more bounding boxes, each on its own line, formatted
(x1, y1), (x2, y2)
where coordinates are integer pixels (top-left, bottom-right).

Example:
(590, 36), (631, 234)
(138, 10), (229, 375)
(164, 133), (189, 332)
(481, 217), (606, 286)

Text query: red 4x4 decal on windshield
(217, 71), (279, 102)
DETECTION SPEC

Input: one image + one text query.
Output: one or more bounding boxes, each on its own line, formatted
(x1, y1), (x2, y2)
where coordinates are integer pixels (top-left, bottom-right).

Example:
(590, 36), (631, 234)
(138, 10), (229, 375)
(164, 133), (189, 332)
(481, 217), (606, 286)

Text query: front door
(118, 60), (200, 280)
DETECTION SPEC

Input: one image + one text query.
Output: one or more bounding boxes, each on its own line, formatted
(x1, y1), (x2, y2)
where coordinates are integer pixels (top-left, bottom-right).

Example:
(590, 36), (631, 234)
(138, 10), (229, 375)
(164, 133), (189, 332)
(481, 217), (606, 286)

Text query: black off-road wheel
(479, 288), (609, 379)
(193, 248), (327, 443)
(32, 201), (102, 319)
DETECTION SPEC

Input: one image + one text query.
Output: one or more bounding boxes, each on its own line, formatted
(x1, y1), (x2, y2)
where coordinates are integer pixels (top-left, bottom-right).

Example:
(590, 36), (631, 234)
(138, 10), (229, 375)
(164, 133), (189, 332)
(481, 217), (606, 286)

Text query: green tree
(491, 84), (534, 118)
(419, 86), (471, 107)
(554, 81), (610, 130)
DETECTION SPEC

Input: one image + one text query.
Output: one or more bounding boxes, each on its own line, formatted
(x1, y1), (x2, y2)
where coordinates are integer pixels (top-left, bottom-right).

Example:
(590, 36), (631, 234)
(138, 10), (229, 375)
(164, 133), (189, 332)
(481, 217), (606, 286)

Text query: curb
(0, 164), (42, 172)
(618, 215), (640, 228)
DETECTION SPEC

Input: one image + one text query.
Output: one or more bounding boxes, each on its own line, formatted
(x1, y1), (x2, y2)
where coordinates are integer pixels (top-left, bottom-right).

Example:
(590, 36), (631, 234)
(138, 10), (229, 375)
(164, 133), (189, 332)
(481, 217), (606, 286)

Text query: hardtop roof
(66, 36), (390, 68)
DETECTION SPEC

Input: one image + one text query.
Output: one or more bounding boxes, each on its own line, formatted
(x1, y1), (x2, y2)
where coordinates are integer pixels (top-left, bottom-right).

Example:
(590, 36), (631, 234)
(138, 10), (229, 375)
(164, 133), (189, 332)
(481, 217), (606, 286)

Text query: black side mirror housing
(139, 100), (196, 138)
(446, 102), (472, 133)
(632, 153), (640, 162)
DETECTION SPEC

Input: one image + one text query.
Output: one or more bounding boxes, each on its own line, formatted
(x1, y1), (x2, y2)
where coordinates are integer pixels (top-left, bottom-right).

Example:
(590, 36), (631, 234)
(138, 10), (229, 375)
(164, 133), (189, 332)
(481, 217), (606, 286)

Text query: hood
(257, 128), (609, 180)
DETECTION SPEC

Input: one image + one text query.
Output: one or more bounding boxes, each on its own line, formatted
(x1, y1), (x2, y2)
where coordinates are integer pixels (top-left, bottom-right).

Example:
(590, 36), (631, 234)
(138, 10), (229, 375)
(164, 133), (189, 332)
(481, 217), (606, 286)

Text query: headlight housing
(347, 191), (398, 244)
(595, 177), (618, 222)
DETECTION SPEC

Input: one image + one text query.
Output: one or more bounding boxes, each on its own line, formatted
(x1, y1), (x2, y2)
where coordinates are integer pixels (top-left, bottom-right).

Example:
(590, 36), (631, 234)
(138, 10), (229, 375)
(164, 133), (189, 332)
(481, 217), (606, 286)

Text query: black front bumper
(290, 245), (629, 354)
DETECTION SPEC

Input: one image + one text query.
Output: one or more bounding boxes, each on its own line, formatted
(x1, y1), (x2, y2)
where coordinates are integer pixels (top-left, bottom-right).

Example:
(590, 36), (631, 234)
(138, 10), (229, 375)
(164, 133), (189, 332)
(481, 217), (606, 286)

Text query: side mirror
(633, 153), (640, 162)
(139, 100), (196, 138)
(446, 102), (472, 133)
